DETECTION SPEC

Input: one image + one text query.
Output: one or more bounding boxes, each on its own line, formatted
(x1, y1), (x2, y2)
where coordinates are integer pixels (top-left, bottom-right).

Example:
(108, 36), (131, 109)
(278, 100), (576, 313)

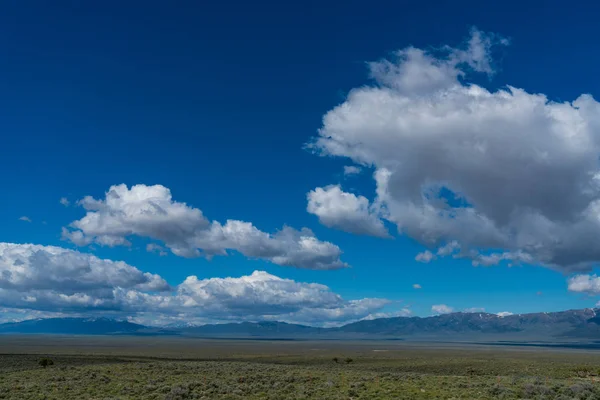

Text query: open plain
(1, 336), (600, 399)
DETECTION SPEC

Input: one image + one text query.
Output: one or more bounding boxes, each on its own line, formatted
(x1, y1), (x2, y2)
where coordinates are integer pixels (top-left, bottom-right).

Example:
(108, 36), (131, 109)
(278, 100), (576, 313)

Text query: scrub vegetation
(0, 336), (599, 399)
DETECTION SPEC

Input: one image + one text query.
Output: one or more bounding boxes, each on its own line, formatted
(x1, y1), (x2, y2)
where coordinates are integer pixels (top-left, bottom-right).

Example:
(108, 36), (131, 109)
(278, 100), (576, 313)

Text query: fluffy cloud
(437, 241), (460, 257)
(0, 243), (169, 312)
(62, 184), (347, 270)
(60, 197), (70, 207)
(497, 311), (513, 317)
(311, 28), (600, 273)
(431, 304), (454, 315)
(343, 166), (361, 176)
(416, 242), (461, 263)
(140, 271), (390, 326)
(415, 250), (434, 263)
(567, 274), (600, 295)
(307, 185), (389, 237)
(471, 251), (533, 267)
(177, 271), (345, 317)
(412, 283), (422, 289)
(0, 243), (386, 326)
(0, 243), (169, 293)
(19, 216), (31, 223)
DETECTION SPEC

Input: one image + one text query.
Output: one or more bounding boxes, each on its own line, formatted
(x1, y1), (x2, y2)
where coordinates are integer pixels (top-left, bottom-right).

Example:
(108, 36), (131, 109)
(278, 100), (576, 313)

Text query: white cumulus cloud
(62, 184), (347, 270)
(415, 250), (435, 263)
(0, 243), (388, 326)
(0, 243), (169, 293)
(497, 311), (514, 317)
(307, 185), (389, 237)
(567, 274), (600, 295)
(310, 27), (600, 273)
(179, 272), (390, 325)
(0, 243), (170, 312)
(431, 304), (454, 315)
(166, 270), (389, 325)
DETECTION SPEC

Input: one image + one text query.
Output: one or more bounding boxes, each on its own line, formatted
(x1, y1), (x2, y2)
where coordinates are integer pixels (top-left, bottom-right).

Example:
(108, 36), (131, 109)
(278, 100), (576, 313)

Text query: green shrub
(38, 358), (54, 368)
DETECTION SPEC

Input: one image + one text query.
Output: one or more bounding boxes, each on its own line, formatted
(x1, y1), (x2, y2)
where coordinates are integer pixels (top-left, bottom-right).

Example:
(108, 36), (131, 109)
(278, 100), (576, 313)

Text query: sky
(3, 0), (600, 326)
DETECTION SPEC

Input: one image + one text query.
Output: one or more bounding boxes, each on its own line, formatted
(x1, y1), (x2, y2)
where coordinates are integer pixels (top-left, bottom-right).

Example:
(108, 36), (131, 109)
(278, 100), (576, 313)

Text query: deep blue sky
(2, 0), (600, 318)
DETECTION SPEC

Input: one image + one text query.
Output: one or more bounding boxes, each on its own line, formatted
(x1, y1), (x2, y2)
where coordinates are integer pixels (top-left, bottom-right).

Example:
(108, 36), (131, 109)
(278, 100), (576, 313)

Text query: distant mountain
(0, 317), (170, 335)
(1, 309), (599, 340)
(179, 309), (600, 340)
(181, 321), (324, 337)
(337, 309), (600, 339)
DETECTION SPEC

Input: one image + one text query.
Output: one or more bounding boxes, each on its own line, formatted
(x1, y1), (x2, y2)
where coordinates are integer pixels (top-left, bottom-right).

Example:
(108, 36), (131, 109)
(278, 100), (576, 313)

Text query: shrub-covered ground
(0, 336), (599, 399)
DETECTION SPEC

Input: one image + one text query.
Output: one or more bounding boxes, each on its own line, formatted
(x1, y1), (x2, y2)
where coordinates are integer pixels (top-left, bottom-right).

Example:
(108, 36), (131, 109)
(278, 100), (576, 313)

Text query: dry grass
(0, 336), (599, 399)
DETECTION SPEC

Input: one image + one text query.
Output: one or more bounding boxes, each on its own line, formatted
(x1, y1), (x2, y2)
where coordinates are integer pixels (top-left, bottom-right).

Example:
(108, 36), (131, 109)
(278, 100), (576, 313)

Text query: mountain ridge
(1, 308), (598, 340)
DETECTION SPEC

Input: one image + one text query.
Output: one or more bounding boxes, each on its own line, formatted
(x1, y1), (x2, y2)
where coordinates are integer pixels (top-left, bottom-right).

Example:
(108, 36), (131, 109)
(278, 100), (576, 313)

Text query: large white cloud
(176, 271), (347, 316)
(62, 184), (347, 270)
(311, 28), (600, 272)
(0, 243), (169, 293)
(567, 274), (600, 295)
(0, 243), (387, 326)
(170, 270), (390, 325)
(0, 243), (170, 312)
(307, 185), (389, 237)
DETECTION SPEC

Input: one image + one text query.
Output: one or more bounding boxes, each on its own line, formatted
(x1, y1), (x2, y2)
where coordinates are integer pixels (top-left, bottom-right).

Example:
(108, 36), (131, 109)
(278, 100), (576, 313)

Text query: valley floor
(0, 336), (599, 399)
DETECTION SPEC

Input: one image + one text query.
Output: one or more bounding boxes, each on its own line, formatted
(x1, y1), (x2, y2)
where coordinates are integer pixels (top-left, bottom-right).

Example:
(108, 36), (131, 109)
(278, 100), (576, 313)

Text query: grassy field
(0, 336), (599, 399)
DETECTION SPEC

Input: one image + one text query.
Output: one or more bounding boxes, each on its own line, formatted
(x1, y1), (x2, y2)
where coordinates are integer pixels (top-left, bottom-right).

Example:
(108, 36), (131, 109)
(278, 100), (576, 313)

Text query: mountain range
(1, 308), (599, 341)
